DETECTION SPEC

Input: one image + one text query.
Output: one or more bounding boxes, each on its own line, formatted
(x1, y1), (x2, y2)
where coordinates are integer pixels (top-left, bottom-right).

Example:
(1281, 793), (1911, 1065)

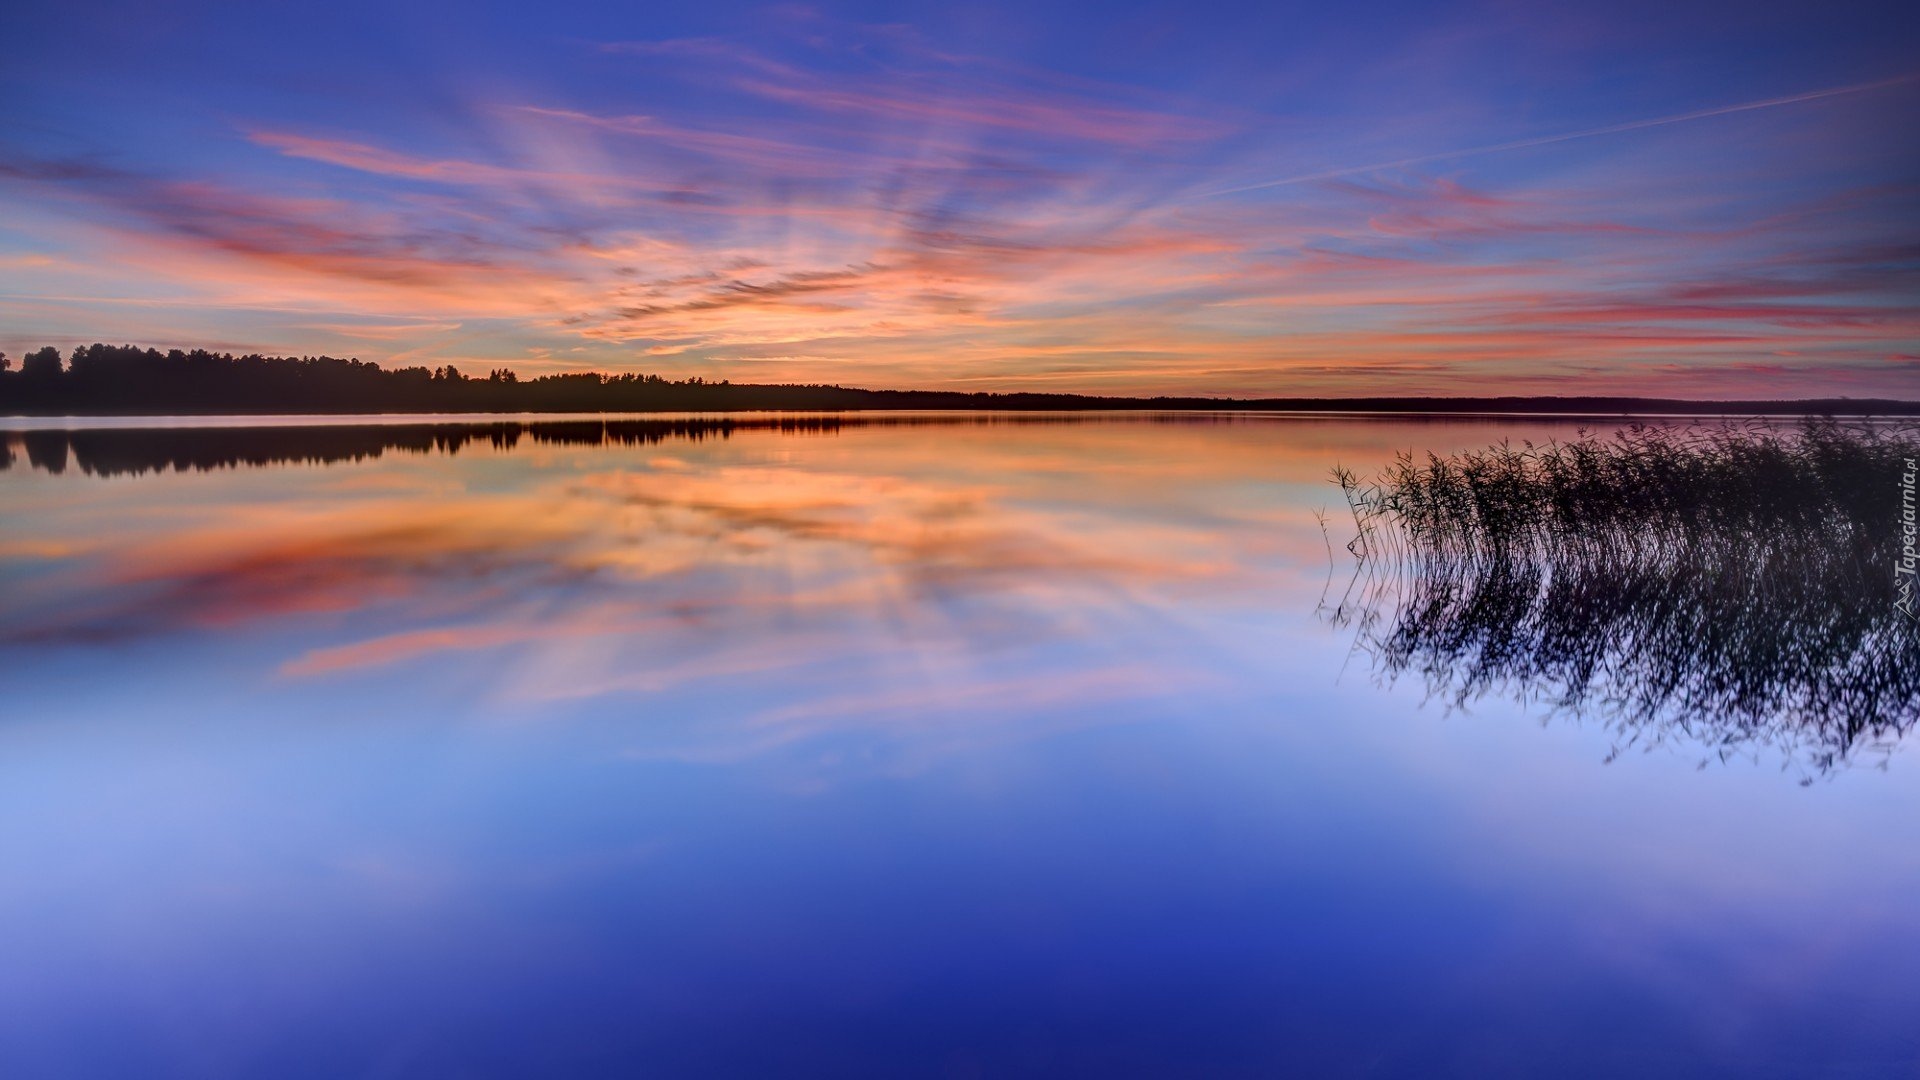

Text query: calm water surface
(1, 414), (1915, 1077)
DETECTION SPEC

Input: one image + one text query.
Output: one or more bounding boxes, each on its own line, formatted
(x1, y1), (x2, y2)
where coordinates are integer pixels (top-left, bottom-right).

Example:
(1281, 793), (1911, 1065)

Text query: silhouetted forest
(3, 343), (1917, 415)
(1324, 420), (1920, 778)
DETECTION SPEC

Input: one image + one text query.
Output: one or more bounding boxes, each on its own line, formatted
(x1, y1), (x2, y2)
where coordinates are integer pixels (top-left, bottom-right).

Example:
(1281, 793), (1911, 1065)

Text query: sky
(1, 0), (1916, 397)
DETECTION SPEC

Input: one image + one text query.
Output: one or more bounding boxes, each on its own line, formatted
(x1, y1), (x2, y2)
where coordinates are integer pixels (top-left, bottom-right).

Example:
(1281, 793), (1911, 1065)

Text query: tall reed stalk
(1327, 420), (1920, 778)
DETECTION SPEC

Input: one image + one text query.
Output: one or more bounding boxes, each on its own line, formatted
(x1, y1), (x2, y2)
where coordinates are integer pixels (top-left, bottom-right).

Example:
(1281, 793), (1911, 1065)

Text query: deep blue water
(1, 415), (1915, 1077)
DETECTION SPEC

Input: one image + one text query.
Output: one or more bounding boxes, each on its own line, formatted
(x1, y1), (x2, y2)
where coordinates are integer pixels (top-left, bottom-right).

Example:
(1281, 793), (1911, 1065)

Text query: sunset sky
(2, 0), (1915, 396)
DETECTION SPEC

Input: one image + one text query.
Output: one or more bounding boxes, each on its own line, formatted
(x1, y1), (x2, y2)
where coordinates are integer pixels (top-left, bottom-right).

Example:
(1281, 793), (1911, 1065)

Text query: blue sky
(2, 0), (1915, 395)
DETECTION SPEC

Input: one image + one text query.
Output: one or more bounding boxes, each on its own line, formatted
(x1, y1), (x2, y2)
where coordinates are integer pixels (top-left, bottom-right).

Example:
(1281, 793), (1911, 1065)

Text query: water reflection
(0, 416), (1296, 735)
(8, 415), (1915, 766)
(1325, 421), (1920, 778)
(0, 414), (1243, 478)
(5, 416), (1920, 1075)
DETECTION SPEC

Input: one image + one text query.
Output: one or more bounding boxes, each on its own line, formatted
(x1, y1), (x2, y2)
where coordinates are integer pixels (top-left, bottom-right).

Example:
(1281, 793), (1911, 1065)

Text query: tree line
(2, 343), (1916, 415)
(0, 343), (844, 413)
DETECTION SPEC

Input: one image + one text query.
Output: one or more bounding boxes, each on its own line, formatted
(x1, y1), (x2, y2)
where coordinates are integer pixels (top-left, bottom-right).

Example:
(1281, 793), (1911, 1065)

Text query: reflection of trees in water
(1324, 421), (1920, 779)
(0, 418), (852, 477)
(0, 414), (1288, 478)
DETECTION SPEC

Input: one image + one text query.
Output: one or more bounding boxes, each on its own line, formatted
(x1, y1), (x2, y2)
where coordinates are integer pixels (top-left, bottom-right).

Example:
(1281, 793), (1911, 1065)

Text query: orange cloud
(4, 32), (1915, 398)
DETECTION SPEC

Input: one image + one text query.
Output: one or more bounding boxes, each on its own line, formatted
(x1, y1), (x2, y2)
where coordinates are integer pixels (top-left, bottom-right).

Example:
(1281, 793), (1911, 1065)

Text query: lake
(2, 413), (1916, 1077)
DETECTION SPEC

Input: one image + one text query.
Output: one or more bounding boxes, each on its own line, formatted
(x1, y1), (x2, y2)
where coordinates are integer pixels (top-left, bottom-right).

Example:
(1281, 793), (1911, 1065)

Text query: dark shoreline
(7, 411), (1914, 479)
(7, 397), (1920, 419)
(3, 343), (1917, 417)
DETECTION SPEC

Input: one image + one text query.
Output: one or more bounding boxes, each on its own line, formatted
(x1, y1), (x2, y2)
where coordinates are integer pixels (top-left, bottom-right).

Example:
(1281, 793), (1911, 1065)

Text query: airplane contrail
(1197, 73), (1917, 198)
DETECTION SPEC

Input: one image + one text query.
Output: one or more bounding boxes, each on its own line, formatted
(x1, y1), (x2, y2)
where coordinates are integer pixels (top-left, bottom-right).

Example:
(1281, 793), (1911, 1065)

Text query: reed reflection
(1326, 421), (1920, 778)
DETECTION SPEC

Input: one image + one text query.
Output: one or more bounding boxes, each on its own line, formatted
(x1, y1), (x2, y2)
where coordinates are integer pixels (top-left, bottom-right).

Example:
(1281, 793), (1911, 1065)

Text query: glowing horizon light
(0, 3), (1915, 397)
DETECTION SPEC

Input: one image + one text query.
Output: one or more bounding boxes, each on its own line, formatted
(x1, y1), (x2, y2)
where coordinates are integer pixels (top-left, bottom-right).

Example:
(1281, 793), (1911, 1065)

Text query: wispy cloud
(2, 13), (1915, 396)
(1199, 74), (1920, 197)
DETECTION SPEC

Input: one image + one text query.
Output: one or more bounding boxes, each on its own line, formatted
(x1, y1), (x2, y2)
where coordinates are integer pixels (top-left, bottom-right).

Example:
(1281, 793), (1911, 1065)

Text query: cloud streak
(1, 11), (1915, 396)
(1200, 74), (1920, 198)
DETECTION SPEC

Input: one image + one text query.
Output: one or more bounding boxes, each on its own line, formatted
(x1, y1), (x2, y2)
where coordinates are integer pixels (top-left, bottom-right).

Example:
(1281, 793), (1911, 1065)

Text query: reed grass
(1327, 419), (1920, 778)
